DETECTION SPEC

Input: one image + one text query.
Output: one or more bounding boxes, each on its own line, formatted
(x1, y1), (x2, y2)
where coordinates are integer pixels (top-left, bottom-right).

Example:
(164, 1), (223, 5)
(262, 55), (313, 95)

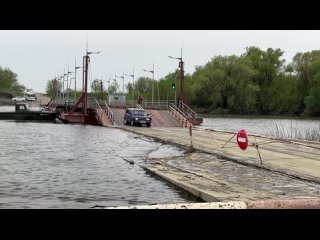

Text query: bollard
(189, 125), (194, 152)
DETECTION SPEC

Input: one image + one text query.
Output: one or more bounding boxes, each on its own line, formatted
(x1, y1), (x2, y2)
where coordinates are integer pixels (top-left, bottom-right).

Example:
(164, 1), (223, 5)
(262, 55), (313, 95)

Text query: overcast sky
(1, 30), (320, 93)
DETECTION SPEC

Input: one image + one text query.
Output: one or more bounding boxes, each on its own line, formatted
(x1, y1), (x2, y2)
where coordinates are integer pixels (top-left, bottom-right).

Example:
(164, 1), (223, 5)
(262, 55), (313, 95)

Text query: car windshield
(131, 110), (147, 116)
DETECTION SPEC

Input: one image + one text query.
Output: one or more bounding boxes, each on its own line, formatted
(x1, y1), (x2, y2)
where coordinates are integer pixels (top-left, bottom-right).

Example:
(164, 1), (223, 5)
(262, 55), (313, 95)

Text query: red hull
(58, 112), (100, 125)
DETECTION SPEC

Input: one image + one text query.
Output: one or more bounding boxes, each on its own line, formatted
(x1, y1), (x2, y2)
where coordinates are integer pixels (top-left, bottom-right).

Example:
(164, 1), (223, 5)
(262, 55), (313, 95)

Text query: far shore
(1, 94), (319, 121)
(0, 98), (14, 106)
(198, 113), (320, 120)
(0, 93), (50, 107)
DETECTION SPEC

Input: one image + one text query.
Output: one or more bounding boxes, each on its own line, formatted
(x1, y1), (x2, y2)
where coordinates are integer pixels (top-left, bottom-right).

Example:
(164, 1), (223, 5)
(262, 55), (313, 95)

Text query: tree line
(0, 66), (25, 97)
(184, 46), (320, 116)
(45, 46), (320, 116)
(130, 47), (320, 116)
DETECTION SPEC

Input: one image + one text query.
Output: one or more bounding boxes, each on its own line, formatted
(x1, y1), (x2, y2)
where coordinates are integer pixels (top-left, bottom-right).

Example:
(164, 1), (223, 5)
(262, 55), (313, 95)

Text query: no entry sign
(237, 129), (248, 150)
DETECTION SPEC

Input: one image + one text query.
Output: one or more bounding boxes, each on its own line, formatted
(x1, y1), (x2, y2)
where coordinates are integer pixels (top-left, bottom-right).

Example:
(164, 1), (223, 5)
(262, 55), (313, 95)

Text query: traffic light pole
(175, 83), (176, 104)
(168, 51), (184, 106)
(100, 77), (103, 100)
(171, 82), (177, 104)
(179, 60), (184, 105)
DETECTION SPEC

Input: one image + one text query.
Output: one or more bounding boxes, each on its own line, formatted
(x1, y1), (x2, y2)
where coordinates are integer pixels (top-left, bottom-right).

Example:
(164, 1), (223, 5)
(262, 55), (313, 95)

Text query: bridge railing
(91, 98), (116, 125)
(143, 100), (177, 110)
(168, 103), (191, 127)
(107, 100), (177, 110)
(108, 102), (133, 109)
(93, 98), (103, 125)
(178, 101), (201, 125)
(101, 100), (115, 125)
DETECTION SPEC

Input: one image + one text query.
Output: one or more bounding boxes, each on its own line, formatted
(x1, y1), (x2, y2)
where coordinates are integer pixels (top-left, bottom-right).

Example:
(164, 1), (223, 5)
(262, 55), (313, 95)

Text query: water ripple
(0, 121), (194, 208)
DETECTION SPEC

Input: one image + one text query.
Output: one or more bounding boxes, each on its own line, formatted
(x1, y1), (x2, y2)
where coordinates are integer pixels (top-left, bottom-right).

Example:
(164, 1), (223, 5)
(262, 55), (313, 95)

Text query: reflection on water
(0, 106), (14, 112)
(0, 121), (197, 208)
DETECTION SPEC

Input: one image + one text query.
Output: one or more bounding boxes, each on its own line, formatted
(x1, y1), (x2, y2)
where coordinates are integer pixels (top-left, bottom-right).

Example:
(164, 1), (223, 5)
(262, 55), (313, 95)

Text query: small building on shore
(108, 94), (126, 105)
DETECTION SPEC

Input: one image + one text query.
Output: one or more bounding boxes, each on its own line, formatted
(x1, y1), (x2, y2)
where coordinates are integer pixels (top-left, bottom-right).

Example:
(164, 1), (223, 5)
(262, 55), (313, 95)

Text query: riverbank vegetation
(128, 47), (320, 117)
(267, 120), (320, 141)
(0, 66), (25, 95)
(44, 47), (320, 117)
(0, 66), (25, 105)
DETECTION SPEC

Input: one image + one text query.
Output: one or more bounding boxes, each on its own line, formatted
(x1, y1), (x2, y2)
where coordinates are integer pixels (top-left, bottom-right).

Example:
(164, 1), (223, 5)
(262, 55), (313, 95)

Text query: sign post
(189, 125), (193, 152)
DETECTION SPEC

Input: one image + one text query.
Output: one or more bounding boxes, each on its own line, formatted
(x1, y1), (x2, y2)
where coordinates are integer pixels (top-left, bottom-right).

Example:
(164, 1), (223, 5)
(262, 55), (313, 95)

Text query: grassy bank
(268, 120), (320, 142)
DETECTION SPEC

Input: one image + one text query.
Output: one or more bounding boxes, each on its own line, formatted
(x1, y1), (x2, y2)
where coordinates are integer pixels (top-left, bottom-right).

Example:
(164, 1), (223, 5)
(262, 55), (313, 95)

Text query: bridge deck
(118, 126), (320, 202)
(122, 126), (320, 180)
(110, 108), (182, 127)
(98, 105), (320, 204)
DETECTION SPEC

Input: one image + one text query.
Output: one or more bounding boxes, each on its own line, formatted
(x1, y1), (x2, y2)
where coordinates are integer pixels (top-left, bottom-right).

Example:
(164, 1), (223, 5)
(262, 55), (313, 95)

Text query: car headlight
(135, 118), (139, 120)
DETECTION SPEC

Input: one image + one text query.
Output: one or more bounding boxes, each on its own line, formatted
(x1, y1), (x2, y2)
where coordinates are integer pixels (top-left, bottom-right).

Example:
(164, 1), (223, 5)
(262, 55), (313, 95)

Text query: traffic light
(171, 83), (176, 90)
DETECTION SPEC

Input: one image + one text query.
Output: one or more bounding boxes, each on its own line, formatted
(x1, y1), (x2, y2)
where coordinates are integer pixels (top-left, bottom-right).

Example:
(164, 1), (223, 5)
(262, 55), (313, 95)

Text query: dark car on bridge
(124, 108), (151, 127)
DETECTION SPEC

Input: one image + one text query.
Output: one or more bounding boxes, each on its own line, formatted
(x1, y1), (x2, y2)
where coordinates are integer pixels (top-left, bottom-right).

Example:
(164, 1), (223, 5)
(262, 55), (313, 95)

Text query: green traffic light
(171, 83), (176, 90)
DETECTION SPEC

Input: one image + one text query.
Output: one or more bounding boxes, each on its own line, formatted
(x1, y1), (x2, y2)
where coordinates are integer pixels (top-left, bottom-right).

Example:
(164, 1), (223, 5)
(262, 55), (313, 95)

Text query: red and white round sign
(237, 129), (248, 150)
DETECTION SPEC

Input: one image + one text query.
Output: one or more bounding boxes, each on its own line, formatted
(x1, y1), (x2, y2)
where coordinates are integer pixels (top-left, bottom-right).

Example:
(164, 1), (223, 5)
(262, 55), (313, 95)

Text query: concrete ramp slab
(111, 108), (126, 125)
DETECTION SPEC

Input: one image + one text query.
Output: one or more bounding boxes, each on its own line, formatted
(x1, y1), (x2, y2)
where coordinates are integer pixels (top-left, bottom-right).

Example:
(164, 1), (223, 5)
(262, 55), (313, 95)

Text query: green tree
(293, 51), (320, 95)
(108, 81), (119, 95)
(135, 77), (153, 101)
(183, 73), (192, 104)
(305, 84), (320, 115)
(293, 50), (320, 115)
(91, 79), (101, 96)
(227, 57), (259, 113)
(243, 47), (285, 114)
(125, 82), (134, 101)
(158, 70), (180, 102)
(269, 74), (303, 114)
(189, 55), (258, 113)
(46, 78), (60, 98)
(0, 66), (24, 95)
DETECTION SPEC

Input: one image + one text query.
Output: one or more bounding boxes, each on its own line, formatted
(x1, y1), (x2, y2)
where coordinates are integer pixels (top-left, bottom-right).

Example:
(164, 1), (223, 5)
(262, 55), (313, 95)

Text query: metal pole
(59, 76), (62, 100)
(179, 61), (183, 105)
(132, 68), (134, 103)
(221, 133), (236, 148)
(152, 66), (154, 103)
(67, 66), (69, 101)
(114, 74), (118, 94)
(62, 74), (65, 100)
(100, 76), (103, 100)
(61, 76), (63, 100)
(122, 69), (125, 93)
(84, 55), (89, 123)
(180, 46), (184, 105)
(82, 58), (85, 94)
(107, 80), (110, 102)
(58, 76), (61, 101)
(154, 63), (159, 102)
(175, 81), (176, 104)
(74, 60), (77, 100)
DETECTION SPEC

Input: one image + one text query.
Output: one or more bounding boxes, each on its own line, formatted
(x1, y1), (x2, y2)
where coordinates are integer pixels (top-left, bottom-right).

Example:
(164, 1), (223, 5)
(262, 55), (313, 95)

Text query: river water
(201, 116), (320, 141)
(0, 120), (198, 209)
(1, 105), (319, 208)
